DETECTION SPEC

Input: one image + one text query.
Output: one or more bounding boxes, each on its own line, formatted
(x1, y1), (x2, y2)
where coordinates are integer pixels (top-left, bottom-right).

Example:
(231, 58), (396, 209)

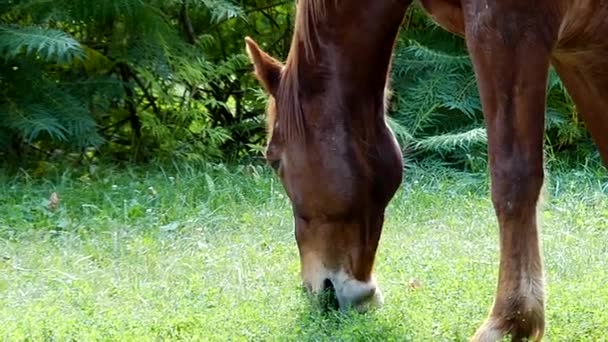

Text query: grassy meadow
(0, 163), (607, 341)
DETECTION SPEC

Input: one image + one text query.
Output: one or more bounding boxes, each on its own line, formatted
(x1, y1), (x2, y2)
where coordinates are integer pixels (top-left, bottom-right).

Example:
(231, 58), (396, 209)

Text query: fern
(0, 25), (84, 64)
(416, 128), (487, 152)
(5, 104), (68, 143)
(387, 7), (486, 169)
(396, 40), (470, 75)
(201, 0), (243, 22)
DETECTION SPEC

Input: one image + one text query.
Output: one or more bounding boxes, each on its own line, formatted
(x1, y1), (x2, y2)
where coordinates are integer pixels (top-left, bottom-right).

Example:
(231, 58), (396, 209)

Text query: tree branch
(180, 0), (197, 44)
(116, 62), (161, 118)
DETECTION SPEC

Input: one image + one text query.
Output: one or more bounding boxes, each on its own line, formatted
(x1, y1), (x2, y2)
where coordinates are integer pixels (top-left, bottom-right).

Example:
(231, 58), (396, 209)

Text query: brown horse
(245, 0), (608, 341)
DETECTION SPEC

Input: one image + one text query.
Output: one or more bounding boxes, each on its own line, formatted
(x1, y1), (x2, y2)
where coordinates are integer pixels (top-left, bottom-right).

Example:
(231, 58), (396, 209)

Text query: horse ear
(245, 37), (283, 96)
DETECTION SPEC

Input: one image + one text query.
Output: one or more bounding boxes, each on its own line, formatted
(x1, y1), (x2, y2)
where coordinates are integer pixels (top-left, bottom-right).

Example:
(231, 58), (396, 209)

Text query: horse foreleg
(462, 4), (560, 341)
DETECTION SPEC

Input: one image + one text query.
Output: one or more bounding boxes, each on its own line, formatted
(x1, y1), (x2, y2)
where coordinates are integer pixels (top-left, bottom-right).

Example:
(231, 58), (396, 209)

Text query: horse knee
(490, 163), (544, 218)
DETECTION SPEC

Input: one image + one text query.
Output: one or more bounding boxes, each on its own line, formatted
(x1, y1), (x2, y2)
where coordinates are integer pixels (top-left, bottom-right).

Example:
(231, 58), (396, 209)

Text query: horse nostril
(320, 278), (339, 311)
(323, 278), (333, 291)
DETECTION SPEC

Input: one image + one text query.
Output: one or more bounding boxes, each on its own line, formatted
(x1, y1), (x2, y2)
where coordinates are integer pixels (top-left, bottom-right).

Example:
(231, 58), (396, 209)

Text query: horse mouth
(301, 278), (340, 311)
(320, 278), (340, 311)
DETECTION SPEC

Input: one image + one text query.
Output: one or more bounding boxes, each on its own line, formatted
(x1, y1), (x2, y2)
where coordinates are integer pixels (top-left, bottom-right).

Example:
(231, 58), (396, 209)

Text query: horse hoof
(471, 313), (544, 342)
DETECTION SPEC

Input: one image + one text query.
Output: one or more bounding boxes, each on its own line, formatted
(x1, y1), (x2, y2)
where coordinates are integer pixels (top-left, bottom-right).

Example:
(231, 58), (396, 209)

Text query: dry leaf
(409, 278), (423, 289)
(49, 192), (59, 211)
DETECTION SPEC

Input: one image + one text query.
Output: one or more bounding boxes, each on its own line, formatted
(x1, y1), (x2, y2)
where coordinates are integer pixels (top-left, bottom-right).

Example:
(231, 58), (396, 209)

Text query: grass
(0, 162), (607, 341)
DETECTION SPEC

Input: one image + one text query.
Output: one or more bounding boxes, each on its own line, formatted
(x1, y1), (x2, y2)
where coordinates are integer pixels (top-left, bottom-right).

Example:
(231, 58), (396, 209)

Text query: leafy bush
(0, 0), (293, 165)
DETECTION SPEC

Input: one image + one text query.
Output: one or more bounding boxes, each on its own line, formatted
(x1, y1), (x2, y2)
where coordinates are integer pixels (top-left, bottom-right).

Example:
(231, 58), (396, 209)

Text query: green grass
(0, 163), (607, 341)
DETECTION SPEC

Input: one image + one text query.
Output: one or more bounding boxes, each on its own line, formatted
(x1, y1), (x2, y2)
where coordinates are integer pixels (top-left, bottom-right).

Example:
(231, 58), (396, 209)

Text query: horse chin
(352, 286), (384, 313)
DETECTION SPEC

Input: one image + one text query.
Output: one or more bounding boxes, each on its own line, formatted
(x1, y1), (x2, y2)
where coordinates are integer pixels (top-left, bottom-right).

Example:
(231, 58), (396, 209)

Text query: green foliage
(0, 39), (103, 152)
(0, 25), (84, 63)
(0, 0), (294, 164)
(388, 13), (485, 171)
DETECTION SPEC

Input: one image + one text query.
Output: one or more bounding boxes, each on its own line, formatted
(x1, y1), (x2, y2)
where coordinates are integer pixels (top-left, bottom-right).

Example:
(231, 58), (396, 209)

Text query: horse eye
(269, 159), (281, 171)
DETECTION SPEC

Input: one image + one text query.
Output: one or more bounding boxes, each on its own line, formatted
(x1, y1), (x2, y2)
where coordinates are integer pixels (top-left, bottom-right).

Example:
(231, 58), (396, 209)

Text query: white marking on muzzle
(302, 259), (384, 312)
(330, 269), (384, 312)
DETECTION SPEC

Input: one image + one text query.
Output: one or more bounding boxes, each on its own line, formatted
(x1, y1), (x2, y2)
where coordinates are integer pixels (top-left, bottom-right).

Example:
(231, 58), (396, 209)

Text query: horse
(244, 0), (608, 341)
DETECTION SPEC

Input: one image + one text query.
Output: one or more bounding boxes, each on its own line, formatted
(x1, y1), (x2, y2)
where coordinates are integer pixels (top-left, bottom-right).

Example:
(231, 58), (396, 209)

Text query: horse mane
(275, 0), (337, 143)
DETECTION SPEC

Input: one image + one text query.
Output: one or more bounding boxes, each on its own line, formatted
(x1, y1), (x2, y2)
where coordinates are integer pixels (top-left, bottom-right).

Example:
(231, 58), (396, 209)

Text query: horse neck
(296, 1), (409, 128)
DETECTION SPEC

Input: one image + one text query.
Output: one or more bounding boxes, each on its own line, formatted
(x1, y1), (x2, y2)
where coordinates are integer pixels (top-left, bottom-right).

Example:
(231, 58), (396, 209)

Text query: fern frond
(416, 128), (487, 153)
(437, 73), (481, 119)
(0, 24), (84, 63)
(385, 115), (415, 144)
(404, 40), (470, 67)
(393, 40), (470, 76)
(8, 104), (69, 142)
(200, 0), (243, 22)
